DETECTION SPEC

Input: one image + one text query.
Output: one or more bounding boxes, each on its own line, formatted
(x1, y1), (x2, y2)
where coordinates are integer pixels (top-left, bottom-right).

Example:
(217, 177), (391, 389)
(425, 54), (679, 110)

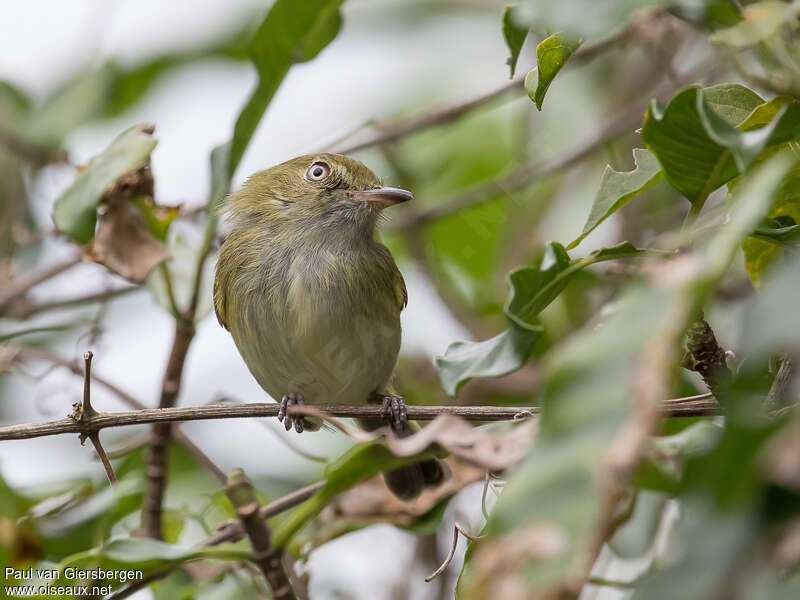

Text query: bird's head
(221, 153), (412, 233)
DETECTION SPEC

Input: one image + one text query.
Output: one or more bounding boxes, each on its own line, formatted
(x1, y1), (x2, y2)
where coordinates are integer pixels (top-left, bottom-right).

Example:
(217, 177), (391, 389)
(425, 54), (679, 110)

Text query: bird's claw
(379, 394), (408, 432)
(278, 393), (306, 433)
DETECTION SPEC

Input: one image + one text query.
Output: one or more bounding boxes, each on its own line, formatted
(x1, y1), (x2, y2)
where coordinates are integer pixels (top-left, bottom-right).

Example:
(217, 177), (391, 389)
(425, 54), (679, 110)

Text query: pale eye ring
(305, 161), (331, 182)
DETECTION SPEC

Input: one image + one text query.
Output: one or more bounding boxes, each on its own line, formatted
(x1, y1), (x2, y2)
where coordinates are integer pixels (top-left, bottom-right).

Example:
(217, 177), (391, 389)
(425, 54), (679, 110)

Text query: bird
(213, 153), (444, 500)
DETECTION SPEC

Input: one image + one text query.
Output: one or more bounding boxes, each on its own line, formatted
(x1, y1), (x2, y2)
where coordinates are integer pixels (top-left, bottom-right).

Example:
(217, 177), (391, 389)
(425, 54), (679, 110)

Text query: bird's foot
(278, 393), (307, 433)
(378, 394), (408, 432)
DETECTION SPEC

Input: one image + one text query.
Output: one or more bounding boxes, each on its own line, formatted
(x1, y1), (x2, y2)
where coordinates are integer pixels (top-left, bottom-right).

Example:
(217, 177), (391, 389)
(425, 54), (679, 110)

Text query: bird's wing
(394, 266), (408, 311)
(212, 268), (229, 330)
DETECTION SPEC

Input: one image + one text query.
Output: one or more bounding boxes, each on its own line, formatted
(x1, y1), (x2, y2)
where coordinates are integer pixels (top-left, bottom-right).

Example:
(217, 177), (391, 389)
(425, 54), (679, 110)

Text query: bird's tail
(382, 457), (445, 500)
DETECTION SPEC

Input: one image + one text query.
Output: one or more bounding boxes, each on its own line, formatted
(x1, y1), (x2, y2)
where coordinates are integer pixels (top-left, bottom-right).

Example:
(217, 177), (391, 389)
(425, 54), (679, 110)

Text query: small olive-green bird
(213, 153), (444, 500)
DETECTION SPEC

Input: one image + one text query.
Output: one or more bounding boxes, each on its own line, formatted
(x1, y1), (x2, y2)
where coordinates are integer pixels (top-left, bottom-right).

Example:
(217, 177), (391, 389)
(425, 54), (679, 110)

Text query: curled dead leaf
(295, 460), (486, 553)
(83, 201), (170, 284)
(289, 408), (538, 473)
(81, 158), (177, 284)
(383, 415), (537, 472)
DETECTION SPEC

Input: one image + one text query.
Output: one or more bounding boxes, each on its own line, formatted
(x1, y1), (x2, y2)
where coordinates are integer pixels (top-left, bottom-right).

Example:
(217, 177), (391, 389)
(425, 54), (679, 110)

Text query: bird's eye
(305, 161), (331, 182)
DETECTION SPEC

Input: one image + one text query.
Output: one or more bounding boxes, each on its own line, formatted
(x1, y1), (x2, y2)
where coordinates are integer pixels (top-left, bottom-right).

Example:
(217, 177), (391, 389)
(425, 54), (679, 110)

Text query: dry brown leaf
(383, 415), (536, 472)
(82, 161), (170, 283)
(83, 201), (170, 283)
(291, 407), (538, 473)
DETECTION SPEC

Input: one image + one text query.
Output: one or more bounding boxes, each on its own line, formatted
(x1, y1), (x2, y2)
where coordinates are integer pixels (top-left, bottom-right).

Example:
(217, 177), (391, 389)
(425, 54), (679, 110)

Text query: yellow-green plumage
(214, 153), (406, 407)
(213, 153), (442, 499)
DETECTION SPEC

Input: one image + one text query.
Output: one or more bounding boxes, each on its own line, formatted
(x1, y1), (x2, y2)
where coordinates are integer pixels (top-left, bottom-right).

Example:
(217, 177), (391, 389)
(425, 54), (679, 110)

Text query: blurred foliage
(2, 1), (800, 599)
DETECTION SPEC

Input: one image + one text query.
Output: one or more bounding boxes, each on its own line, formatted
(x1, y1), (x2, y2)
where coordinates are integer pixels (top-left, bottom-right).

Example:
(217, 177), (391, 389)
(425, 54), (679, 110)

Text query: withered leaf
(83, 200), (170, 284)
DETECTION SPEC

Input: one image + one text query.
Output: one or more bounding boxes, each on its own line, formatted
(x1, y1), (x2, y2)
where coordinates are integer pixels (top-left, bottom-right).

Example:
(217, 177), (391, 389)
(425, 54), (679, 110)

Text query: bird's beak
(353, 186), (413, 209)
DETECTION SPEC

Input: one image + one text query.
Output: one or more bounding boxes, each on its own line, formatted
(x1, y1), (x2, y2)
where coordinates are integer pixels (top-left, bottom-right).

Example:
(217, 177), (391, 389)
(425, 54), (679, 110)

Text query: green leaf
(742, 162), (800, 285)
(162, 509), (186, 545)
(702, 83), (766, 127)
(434, 324), (540, 397)
(696, 93), (800, 172)
(36, 478), (143, 560)
(61, 537), (249, 576)
(505, 241), (572, 328)
(607, 490), (668, 559)
(641, 85), (800, 212)
(568, 148), (663, 249)
(434, 241), (653, 396)
(502, 5), (528, 78)
(272, 442), (441, 548)
(229, 0), (344, 174)
(711, 0), (798, 48)
(51, 124), (157, 243)
(458, 283), (677, 597)
(132, 198), (180, 242)
(526, 32), (581, 110)
(506, 241), (653, 330)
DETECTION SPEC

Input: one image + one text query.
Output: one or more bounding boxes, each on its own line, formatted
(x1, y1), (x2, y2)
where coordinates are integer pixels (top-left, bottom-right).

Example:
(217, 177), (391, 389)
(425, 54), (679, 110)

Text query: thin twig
(425, 522), (484, 583)
(226, 469), (297, 600)
(0, 395), (720, 442)
(389, 59), (718, 231)
(106, 480), (326, 599)
(71, 351), (117, 485)
(142, 317), (197, 539)
(11, 345), (226, 482)
(142, 145), (227, 538)
(5, 286), (141, 319)
(0, 256), (81, 314)
(332, 18), (640, 156)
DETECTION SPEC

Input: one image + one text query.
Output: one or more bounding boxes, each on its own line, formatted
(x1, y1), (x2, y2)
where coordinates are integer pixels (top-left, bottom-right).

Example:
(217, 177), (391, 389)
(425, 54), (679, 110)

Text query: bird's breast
(230, 241), (402, 404)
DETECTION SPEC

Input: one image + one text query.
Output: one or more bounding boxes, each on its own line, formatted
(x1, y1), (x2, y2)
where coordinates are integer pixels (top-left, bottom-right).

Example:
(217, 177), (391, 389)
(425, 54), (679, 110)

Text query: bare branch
(226, 469), (297, 600)
(10, 346), (226, 483)
(106, 479), (325, 600)
(332, 18), (641, 156)
(0, 395), (720, 442)
(70, 350), (118, 485)
(5, 286), (140, 319)
(388, 58), (718, 231)
(0, 256), (81, 314)
(425, 522), (484, 583)
(142, 317), (197, 539)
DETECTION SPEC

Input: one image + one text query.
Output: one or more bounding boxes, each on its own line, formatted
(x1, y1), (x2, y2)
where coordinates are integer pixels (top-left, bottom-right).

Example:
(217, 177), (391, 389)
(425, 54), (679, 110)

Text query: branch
(5, 286), (140, 319)
(0, 256), (81, 314)
(0, 395), (719, 442)
(141, 146), (227, 538)
(70, 351), (117, 485)
(396, 62), (720, 232)
(425, 522), (484, 583)
(226, 469), (297, 600)
(10, 346), (226, 483)
(105, 480), (325, 600)
(0, 127), (68, 165)
(142, 317), (197, 539)
(331, 17), (640, 156)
